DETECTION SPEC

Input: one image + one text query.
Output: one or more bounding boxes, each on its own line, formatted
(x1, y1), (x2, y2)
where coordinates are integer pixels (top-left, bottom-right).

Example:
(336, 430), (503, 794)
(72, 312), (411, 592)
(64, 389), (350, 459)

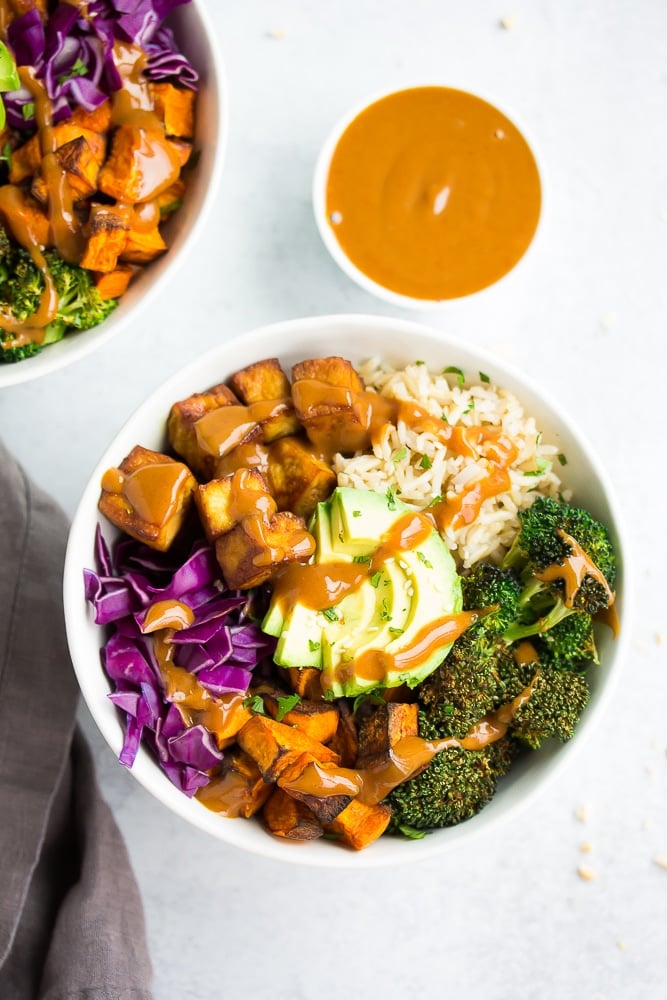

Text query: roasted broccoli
(533, 612), (599, 671)
(509, 667), (591, 749)
(0, 240), (118, 363)
(386, 712), (515, 831)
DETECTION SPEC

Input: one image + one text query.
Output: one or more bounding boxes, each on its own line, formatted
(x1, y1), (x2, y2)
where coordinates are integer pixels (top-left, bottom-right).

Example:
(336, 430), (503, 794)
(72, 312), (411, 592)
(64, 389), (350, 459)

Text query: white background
(2, 1), (666, 997)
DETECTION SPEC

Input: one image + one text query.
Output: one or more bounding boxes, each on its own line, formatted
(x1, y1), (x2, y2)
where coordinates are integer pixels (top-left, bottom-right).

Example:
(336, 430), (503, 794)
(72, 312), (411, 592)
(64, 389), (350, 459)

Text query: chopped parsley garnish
(243, 694), (267, 716)
(558, 453), (568, 466)
(380, 599), (392, 622)
(392, 446), (408, 463)
(388, 626), (404, 635)
(415, 360), (425, 366)
(417, 551), (433, 569)
(441, 412), (449, 423)
(479, 371), (491, 383)
(0, 141), (11, 167)
(352, 509), (362, 517)
(397, 823), (427, 840)
(275, 693), (302, 721)
(22, 102), (35, 121)
(427, 494), (443, 507)
(58, 58), (88, 86)
(370, 571), (382, 588)
(463, 399), (475, 414)
(524, 457), (550, 477)
(353, 553), (371, 564)
(322, 607), (340, 622)
(308, 639), (321, 652)
(444, 365), (465, 387)
(420, 454), (432, 469)
(386, 485), (397, 511)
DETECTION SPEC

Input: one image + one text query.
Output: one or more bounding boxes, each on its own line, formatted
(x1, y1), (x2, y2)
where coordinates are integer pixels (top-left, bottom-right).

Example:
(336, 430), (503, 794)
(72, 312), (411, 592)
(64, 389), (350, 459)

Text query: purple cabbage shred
(84, 531), (276, 796)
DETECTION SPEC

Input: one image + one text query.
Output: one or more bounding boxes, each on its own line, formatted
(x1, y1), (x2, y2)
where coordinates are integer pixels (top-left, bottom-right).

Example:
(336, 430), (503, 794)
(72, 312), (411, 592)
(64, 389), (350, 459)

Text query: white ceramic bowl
(0, 0), (227, 389)
(313, 85), (544, 309)
(63, 314), (629, 868)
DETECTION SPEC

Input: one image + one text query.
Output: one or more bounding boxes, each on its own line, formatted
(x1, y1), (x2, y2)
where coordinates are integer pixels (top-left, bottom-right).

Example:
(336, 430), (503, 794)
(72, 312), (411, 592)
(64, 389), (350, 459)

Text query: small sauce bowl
(313, 85), (544, 308)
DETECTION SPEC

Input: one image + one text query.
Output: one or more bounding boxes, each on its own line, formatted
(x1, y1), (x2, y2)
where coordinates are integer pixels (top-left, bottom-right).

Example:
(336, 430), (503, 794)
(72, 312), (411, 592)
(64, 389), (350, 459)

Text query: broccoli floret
(418, 633), (506, 737)
(386, 711), (515, 832)
(503, 496), (616, 615)
(0, 246), (118, 362)
(0, 340), (42, 363)
(461, 562), (522, 636)
(509, 667), (590, 749)
(534, 612), (599, 671)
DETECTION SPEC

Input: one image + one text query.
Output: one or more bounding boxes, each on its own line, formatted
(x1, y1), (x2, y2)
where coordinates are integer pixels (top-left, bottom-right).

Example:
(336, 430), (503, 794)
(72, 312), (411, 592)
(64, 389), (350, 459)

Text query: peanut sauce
(536, 530), (615, 608)
(101, 461), (192, 525)
(141, 599), (194, 632)
(325, 86), (541, 301)
(280, 679), (536, 806)
(194, 400), (291, 458)
(195, 769), (260, 818)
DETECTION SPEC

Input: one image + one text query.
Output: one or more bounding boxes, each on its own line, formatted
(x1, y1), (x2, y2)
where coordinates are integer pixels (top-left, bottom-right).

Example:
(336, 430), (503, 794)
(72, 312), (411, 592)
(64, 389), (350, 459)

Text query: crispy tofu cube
(291, 356), (370, 454)
(167, 382), (256, 479)
(215, 510), (315, 590)
(262, 788), (323, 841)
(31, 136), (102, 204)
(80, 204), (130, 273)
(214, 440), (271, 479)
(196, 748), (272, 818)
(120, 223), (167, 264)
(97, 124), (181, 203)
(194, 469), (276, 543)
(98, 445), (196, 551)
(150, 82), (196, 138)
(230, 358), (300, 442)
(324, 799), (392, 850)
(356, 703), (419, 767)
(266, 435), (336, 518)
(94, 265), (134, 300)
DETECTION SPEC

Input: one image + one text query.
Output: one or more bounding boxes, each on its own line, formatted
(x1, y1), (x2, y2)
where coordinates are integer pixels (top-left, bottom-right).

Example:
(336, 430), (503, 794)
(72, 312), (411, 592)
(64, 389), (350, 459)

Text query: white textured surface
(2, 1), (666, 997)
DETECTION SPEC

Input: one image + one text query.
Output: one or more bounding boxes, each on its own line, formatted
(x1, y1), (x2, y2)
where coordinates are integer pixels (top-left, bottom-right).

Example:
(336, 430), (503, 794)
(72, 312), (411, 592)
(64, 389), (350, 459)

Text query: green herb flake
(370, 571), (382, 588)
(419, 454), (432, 469)
(57, 58), (88, 86)
(353, 553), (371, 564)
(524, 457), (550, 477)
(427, 494), (443, 508)
(380, 599), (392, 622)
(463, 399), (475, 414)
(308, 639), (321, 652)
(21, 101), (35, 121)
(275, 693), (302, 722)
(392, 446), (408, 464)
(441, 412), (449, 423)
(558, 453), (568, 466)
(352, 509), (362, 517)
(0, 140), (11, 168)
(417, 551), (433, 569)
(386, 485), (397, 511)
(444, 365), (465, 387)
(415, 360), (425, 366)
(388, 626), (404, 635)
(398, 824), (427, 840)
(243, 694), (267, 716)
(338, 530), (344, 543)
(322, 606), (340, 622)
(479, 371), (491, 383)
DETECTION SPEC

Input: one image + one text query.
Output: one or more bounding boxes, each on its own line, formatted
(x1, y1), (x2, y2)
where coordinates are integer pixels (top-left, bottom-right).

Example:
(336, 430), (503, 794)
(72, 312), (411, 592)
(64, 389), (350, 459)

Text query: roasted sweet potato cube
(8, 0), (48, 18)
(167, 382), (246, 479)
(80, 204), (130, 273)
(328, 699), (359, 767)
(98, 444), (196, 551)
(155, 178), (186, 218)
(255, 681), (339, 743)
(237, 714), (339, 784)
(194, 469), (276, 543)
(215, 510), (315, 590)
(262, 788), (323, 841)
(197, 693), (252, 749)
(94, 266), (134, 300)
(98, 124), (181, 203)
(291, 356), (370, 454)
(52, 122), (107, 165)
(70, 101), (113, 134)
(150, 81), (196, 138)
(120, 224), (167, 264)
(267, 436), (336, 518)
(8, 134), (41, 184)
(356, 703), (419, 767)
(286, 667), (324, 701)
(166, 139), (192, 168)
(196, 748), (272, 818)
(325, 799), (392, 850)
(277, 755), (357, 825)
(31, 136), (101, 204)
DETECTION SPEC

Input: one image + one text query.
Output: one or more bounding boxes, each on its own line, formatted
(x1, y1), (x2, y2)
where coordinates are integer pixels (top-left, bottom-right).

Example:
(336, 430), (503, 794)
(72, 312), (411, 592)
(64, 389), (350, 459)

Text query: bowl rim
(0, 0), (229, 390)
(64, 313), (631, 868)
(312, 83), (546, 310)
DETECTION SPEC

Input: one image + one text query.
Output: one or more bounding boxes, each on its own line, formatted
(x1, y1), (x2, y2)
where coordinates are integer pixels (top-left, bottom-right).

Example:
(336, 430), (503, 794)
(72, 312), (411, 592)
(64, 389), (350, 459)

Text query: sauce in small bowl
(313, 86), (542, 306)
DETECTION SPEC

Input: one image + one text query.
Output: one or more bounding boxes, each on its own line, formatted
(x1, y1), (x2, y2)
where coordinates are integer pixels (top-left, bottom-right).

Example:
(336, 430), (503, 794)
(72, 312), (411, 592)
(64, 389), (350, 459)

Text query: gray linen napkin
(0, 440), (153, 1000)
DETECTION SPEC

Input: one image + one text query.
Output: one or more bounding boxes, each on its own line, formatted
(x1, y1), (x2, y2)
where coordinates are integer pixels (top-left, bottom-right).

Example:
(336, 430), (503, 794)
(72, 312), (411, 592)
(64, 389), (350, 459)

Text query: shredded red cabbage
(4, 0), (197, 130)
(85, 526), (276, 796)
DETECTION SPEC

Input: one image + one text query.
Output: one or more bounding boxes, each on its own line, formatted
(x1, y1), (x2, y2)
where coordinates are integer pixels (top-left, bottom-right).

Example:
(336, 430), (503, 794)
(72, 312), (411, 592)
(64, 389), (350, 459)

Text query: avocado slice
(262, 487), (462, 697)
